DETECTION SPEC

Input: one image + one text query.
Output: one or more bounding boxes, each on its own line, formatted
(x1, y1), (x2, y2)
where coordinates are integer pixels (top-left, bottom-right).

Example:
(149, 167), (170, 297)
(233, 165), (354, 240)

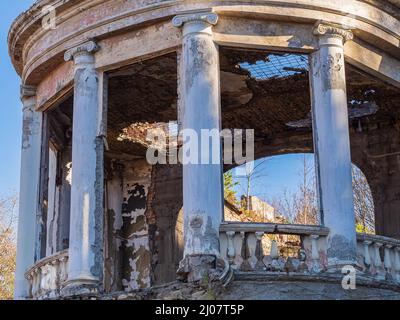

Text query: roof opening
(238, 53), (309, 80)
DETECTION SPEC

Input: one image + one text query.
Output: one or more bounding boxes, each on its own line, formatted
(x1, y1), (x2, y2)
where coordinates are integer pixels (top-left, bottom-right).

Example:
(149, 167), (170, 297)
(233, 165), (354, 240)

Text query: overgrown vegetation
(224, 171), (239, 206)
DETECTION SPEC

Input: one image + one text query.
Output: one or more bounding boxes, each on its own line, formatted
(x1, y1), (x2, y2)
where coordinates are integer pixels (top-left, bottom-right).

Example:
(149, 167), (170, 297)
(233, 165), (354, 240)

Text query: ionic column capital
(20, 85), (37, 112)
(172, 11), (218, 28)
(20, 85), (36, 100)
(64, 40), (99, 62)
(313, 21), (354, 43)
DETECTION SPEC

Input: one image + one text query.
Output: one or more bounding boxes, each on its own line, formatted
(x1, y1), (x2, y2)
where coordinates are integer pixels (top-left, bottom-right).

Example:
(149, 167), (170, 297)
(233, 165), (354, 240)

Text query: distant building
(225, 196), (286, 223)
(245, 196), (276, 222)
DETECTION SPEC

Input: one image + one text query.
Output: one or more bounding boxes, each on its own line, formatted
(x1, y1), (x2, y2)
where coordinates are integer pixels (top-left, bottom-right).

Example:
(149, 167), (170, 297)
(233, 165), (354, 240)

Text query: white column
(311, 22), (357, 268)
(14, 85), (42, 299)
(173, 11), (224, 281)
(63, 41), (104, 294)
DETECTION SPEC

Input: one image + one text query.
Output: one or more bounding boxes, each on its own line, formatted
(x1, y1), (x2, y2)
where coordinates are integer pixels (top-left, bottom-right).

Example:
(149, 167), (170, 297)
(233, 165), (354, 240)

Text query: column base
(14, 279), (30, 300)
(325, 260), (361, 273)
(177, 254), (221, 283)
(61, 276), (100, 298)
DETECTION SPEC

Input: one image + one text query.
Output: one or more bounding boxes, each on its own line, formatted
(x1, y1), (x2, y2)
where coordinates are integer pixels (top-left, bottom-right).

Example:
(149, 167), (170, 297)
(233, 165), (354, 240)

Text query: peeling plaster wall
(105, 159), (153, 292)
(105, 160), (184, 291)
(146, 164), (183, 285)
(121, 161), (152, 291)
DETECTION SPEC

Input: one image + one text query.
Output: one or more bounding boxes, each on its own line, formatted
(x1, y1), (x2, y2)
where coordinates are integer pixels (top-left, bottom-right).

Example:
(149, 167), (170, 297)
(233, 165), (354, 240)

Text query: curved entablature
(8, 0), (400, 97)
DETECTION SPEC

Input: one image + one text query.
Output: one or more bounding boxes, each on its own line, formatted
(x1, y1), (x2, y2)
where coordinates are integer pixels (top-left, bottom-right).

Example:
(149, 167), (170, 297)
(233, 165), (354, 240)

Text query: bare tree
(0, 193), (18, 300)
(270, 155), (318, 225)
(294, 155), (318, 225)
(235, 159), (269, 211)
(270, 188), (298, 224)
(352, 166), (375, 234)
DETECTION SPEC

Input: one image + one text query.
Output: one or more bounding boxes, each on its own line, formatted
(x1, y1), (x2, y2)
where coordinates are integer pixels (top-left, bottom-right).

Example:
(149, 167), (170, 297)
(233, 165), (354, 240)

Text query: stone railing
(357, 233), (400, 283)
(220, 222), (329, 274)
(25, 250), (69, 299)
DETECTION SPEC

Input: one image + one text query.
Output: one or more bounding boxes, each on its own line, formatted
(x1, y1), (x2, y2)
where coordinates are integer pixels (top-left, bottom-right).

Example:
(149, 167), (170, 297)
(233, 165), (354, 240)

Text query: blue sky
(0, 1), (312, 203)
(232, 154), (315, 203)
(0, 1), (34, 198)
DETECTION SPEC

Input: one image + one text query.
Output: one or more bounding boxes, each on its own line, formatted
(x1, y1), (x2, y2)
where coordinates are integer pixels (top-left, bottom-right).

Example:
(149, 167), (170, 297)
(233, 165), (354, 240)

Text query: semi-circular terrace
(9, 0), (400, 300)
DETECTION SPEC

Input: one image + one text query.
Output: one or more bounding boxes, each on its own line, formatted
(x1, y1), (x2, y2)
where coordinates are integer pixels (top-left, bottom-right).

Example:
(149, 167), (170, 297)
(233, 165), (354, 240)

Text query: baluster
(226, 231), (236, 265)
(27, 271), (34, 299)
(40, 265), (48, 294)
(51, 261), (57, 291)
(60, 255), (68, 284)
(255, 232), (266, 271)
(233, 231), (245, 270)
(58, 256), (66, 290)
(219, 231), (228, 261)
(34, 268), (41, 298)
(373, 242), (385, 279)
(363, 240), (372, 270)
(239, 232), (249, 271)
(311, 235), (321, 273)
(25, 273), (33, 299)
(52, 260), (59, 290)
(29, 271), (35, 299)
(240, 232), (256, 271)
(33, 269), (40, 299)
(270, 239), (283, 271)
(270, 240), (279, 259)
(246, 232), (258, 270)
(394, 246), (400, 283)
(384, 244), (393, 278)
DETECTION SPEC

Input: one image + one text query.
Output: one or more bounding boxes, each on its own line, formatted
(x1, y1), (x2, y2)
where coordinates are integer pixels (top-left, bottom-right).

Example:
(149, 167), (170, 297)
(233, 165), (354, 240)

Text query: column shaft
(311, 23), (357, 267)
(174, 12), (224, 280)
(63, 41), (104, 293)
(15, 86), (42, 299)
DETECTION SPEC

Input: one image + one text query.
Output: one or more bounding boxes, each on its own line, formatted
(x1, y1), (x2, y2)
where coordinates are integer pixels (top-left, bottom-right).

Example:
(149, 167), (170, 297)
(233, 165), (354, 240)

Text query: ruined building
(8, 0), (400, 300)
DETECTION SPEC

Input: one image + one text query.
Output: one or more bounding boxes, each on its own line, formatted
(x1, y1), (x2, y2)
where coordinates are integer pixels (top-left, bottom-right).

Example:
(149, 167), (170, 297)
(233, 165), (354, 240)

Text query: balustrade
(25, 250), (69, 299)
(220, 223), (329, 274)
(356, 234), (400, 283)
